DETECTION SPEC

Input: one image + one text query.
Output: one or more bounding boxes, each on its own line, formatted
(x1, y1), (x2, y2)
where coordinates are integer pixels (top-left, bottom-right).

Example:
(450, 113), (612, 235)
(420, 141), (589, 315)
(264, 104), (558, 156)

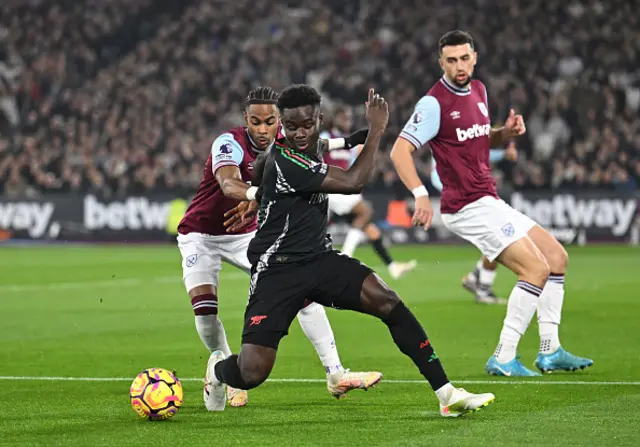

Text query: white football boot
(204, 350), (227, 411)
(439, 387), (495, 417)
(327, 369), (383, 399)
(388, 260), (417, 279)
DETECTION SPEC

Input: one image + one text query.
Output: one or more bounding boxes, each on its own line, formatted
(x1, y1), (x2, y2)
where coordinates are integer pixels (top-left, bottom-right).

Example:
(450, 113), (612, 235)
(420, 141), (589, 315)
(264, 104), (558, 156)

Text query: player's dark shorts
(242, 250), (373, 349)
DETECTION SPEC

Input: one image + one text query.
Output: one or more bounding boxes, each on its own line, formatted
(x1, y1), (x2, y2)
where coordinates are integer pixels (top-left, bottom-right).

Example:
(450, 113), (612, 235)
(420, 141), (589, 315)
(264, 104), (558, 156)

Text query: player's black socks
(382, 302), (449, 391)
(214, 355), (256, 390)
(371, 237), (393, 265)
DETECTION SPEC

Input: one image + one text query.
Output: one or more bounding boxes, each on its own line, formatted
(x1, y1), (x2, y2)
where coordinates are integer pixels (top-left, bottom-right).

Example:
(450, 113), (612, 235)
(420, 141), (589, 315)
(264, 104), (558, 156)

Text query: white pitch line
(0, 376), (638, 386)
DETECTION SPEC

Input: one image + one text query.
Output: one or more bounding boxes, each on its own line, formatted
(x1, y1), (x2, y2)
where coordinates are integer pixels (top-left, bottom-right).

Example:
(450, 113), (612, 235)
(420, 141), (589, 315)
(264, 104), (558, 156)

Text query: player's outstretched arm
(317, 89), (388, 194)
(390, 138), (433, 229)
(390, 95), (440, 229)
(216, 166), (256, 201)
(390, 138), (423, 194)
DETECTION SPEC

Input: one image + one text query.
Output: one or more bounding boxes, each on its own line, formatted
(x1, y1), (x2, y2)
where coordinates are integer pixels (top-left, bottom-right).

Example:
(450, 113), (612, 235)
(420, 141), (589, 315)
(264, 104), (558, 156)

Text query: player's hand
(504, 109), (526, 137)
(365, 88), (389, 132)
(344, 128), (368, 149)
(412, 195), (433, 230)
(224, 200), (258, 233)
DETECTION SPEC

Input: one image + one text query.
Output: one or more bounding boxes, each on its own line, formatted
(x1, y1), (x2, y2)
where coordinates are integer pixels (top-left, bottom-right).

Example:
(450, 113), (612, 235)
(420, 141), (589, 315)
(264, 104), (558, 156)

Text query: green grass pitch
(0, 244), (638, 446)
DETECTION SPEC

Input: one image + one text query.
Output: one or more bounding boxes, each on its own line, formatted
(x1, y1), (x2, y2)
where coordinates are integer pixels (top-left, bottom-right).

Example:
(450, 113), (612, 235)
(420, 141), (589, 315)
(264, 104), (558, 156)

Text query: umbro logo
(450, 111), (461, 120)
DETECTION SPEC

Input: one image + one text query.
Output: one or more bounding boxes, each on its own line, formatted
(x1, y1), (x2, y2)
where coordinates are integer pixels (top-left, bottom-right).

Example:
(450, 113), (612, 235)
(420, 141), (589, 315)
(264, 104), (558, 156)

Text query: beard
(453, 73), (472, 88)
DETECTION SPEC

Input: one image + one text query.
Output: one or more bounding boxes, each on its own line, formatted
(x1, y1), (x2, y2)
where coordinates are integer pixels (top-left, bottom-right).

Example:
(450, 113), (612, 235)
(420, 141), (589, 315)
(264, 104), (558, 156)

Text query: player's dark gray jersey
(247, 140), (332, 267)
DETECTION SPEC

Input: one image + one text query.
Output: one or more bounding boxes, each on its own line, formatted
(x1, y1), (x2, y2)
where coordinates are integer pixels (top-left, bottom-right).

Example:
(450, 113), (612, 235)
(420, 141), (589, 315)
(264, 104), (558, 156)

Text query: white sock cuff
(548, 273), (565, 284)
(516, 280), (543, 297)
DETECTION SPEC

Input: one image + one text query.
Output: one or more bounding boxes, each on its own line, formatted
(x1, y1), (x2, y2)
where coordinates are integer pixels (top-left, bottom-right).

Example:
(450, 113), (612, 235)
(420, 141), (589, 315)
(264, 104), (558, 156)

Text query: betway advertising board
(0, 195), (173, 241)
(508, 192), (637, 243)
(0, 191), (637, 243)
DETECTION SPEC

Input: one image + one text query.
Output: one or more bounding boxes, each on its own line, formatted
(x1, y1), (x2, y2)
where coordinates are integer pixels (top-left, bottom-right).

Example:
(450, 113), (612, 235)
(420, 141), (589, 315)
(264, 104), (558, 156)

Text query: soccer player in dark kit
(390, 30), (593, 376)
(207, 85), (495, 417)
(177, 87), (381, 410)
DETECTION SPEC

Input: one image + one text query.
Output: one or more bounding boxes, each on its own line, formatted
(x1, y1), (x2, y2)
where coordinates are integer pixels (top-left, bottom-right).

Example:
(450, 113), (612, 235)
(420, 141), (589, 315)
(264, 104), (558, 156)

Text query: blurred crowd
(0, 0), (639, 198)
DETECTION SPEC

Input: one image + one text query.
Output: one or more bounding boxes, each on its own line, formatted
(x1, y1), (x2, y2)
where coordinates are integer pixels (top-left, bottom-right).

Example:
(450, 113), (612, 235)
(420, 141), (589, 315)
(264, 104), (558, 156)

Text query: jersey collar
(440, 76), (472, 96)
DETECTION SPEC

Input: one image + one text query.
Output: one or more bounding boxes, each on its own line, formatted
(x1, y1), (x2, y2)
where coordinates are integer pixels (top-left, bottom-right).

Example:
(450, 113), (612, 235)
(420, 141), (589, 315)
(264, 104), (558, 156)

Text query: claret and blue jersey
(399, 77), (499, 213)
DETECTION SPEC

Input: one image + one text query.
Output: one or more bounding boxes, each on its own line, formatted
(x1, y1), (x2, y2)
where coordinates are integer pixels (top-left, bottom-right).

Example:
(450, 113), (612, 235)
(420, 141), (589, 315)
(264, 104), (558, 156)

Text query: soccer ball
(130, 368), (183, 420)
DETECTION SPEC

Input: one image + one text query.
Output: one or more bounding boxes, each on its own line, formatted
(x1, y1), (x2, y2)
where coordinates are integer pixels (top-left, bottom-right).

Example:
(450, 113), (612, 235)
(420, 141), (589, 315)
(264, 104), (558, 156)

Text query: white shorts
(177, 232), (253, 292)
(328, 193), (363, 216)
(441, 196), (537, 262)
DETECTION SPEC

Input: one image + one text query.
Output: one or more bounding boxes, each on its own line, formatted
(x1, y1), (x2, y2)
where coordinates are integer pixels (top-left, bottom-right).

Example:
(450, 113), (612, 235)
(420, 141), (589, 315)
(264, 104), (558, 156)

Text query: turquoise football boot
(486, 355), (541, 377)
(535, 347), (594, 373)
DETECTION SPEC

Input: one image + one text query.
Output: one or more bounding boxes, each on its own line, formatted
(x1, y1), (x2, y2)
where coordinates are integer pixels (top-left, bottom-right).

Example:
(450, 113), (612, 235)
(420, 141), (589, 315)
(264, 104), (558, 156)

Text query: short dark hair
(439, 30), (474, 54)
(277, 84), (321, 112)
(245, 87), (278, 107)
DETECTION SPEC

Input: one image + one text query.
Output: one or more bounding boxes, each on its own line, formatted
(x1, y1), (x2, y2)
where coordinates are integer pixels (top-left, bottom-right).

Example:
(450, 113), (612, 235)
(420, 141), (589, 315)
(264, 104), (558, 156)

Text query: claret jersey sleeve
(399, 96), (441, 150)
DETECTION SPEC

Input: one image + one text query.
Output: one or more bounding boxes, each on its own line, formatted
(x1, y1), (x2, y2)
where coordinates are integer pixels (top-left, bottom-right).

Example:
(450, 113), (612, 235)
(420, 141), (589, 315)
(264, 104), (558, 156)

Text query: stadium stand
(1, 0), (638, 197)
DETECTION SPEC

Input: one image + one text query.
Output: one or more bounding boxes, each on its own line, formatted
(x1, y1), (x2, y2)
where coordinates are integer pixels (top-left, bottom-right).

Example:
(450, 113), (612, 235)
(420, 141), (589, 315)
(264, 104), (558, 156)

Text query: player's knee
(362, 286), (401, 318)
(185, 273), (216, 297)
(546, 246), (568, 273)
(352, 202), (373, 230)
(297, 300), (322, 319)
(360, 201), (373, 221)
(526, 258), (550, 287)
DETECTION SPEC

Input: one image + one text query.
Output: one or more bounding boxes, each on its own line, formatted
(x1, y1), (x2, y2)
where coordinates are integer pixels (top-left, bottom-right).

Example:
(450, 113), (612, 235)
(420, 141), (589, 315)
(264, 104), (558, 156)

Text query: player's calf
(527, 225), (592, 368)
(358, 275), (494, 416)
(214, 343), (277, 390)
(486, 238), (549, 371)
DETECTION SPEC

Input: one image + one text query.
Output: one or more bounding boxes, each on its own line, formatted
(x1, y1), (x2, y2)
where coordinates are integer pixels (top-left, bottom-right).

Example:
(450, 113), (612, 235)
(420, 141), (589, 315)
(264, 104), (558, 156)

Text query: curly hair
(277, 84), (321, 112)
(245, 86), (279, 107)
